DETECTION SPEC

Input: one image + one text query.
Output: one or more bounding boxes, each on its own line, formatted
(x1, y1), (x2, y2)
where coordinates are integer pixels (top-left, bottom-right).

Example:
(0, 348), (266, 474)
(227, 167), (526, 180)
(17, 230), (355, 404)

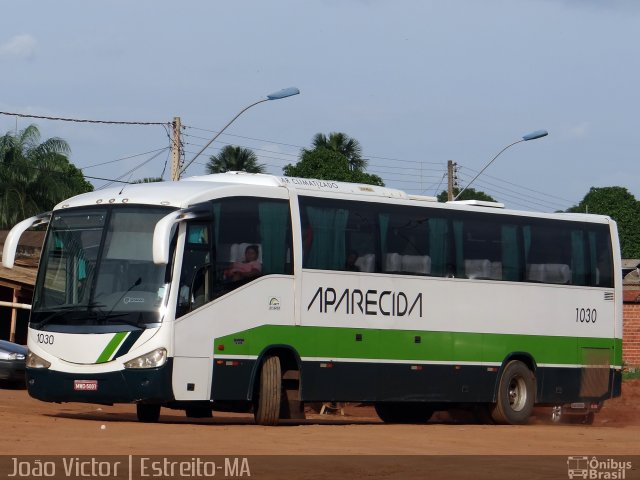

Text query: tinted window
(298, 196), (614, 288)
(176, 197), (294, 317)
(300, 197), (378, 272)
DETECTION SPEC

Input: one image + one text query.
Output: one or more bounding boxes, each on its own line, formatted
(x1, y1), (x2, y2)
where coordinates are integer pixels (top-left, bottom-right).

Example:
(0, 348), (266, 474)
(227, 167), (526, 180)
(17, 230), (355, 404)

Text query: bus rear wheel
(375, 402), (433, 424)
(491, 360), (535, 425)
(254, 355), (282, 426)
(137, 404), (161, 423)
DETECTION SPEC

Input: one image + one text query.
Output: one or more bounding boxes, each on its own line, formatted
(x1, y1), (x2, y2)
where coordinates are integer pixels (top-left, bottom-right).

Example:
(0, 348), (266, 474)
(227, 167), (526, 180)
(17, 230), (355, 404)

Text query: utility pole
(170, 116), (182, 181)
(447, 160), (457, 201)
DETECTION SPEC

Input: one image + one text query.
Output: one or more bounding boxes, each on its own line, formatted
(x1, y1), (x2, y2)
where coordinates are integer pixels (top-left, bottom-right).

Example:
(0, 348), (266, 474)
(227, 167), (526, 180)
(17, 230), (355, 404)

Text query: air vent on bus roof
(446, 200), (505, 209)
(407, 194), (438, 202)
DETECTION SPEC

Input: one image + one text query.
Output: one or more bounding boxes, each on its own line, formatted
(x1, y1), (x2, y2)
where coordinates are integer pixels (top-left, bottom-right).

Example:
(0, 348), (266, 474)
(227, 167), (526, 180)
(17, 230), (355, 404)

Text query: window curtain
(522, 225), (532, 264)
(428, 218), (448, 277)
(501, 225), (520, 281)
(258, 202), (289, 274)
(452, 220), (464, 277)
(571, 230), (587, 286)
(305, 206), (349, 270)
(378, 213), (390, 256)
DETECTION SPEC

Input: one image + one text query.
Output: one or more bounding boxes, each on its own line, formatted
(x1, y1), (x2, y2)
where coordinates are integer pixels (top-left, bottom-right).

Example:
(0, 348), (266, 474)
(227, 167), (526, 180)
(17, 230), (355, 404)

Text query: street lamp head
(522, 129), (548, 141)
(267, 87), (300, 100)
(177, 86), (300, 179)
(452, 128), (549, 201)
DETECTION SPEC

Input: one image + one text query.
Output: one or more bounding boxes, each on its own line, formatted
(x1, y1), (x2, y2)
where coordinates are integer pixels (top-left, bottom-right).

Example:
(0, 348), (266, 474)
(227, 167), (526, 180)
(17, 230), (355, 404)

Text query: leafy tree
(206, 145), (265, 174)
(283, 148), (384, 186)
(0, 125), (93, 228)
(437, 187), (497, 203)
(309, 132), (366, 171)
(567, 186), (640, 258)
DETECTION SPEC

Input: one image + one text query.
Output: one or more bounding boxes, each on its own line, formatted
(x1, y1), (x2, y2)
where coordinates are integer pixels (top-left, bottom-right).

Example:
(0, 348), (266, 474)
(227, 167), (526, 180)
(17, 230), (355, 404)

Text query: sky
(1, 0), (639, 212)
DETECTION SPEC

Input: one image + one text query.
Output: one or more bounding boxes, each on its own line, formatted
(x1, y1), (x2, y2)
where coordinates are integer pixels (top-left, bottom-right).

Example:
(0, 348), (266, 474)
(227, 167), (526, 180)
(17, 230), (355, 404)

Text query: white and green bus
(2, 172), (623, 425)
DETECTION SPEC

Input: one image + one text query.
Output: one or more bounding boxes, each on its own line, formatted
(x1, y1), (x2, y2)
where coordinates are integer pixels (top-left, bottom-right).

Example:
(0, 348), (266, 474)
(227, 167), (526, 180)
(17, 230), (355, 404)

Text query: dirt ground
(0, 382), (638, 479)
(0, 380), (638, 457)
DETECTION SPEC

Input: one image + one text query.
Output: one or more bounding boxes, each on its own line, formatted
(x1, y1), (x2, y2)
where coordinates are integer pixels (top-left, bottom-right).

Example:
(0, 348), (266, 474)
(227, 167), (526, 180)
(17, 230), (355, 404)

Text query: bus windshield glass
(31, 206), (175, 329)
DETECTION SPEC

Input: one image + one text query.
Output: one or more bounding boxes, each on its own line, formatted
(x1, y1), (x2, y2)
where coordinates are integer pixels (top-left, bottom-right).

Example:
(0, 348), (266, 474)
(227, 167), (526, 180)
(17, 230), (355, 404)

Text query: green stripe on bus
(214, 325), (623, 366)
(96, 332), (129, 364)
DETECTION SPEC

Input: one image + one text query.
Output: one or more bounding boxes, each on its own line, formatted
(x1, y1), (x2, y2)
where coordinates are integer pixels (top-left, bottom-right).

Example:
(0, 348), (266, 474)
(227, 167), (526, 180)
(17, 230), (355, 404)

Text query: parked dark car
(0, 340), (27, 386)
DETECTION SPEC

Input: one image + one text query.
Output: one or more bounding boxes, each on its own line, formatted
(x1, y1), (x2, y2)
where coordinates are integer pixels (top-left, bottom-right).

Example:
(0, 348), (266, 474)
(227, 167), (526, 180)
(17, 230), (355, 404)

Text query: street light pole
(177, 87), (300, 179)
(453, 129), (548, 201)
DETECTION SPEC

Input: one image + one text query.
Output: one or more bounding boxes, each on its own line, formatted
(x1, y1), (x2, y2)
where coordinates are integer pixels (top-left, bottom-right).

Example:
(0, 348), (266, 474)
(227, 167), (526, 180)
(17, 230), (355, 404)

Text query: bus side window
(590, 227), (613, 288)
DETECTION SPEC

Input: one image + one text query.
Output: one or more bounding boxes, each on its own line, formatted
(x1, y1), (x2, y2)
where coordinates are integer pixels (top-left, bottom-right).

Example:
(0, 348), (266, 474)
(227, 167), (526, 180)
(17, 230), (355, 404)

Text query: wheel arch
(492, 352), (538, 402)
(247, 344), (302, 401)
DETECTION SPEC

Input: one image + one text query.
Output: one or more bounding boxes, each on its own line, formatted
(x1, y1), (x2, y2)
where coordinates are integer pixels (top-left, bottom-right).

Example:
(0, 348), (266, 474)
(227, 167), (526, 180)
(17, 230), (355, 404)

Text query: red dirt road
(0, 380), (638, 456)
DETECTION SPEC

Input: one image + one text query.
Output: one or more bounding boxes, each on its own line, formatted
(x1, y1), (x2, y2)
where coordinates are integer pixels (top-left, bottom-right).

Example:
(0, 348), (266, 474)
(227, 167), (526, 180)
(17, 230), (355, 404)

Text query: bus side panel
(211, 360), (256, 401)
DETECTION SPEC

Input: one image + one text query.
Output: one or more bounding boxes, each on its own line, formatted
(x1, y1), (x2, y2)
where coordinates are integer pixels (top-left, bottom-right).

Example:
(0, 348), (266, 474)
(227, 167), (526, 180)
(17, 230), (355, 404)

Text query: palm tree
(0, 124), (93, 228)
(310, 132), (367, 171)
(206, 145), (266, 174)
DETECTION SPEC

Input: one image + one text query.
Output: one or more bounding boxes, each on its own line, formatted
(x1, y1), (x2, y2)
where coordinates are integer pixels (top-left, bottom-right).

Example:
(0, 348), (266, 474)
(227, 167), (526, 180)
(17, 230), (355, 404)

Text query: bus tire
(375, 402), (433, 424)
(491, 360), (535, 425)
(137, 404), (161, 423)
(254, 355), (282, 426)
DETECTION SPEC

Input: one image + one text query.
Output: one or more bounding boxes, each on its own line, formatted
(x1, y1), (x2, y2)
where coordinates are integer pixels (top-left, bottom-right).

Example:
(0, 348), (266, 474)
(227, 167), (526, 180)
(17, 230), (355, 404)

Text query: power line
(183, 124), (446, 166)
(81, 147), (170, 169)
(182, 133), (299, 158)
(423, 172), (447, 196)
(0, 110), (170, 127)
(0, 161), (132, 185)
(456, 171), (567, 211)
(97, 148), (169, 190)
(458, 163), (577, 205)
(182, 139), (447, 179)
(83, 175), (131, 184)
(184, 125), (304, 150)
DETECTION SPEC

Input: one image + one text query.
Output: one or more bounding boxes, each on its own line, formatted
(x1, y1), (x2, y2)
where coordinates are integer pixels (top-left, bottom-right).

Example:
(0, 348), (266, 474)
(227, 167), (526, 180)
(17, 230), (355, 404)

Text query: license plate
(74, 380), (98, 391)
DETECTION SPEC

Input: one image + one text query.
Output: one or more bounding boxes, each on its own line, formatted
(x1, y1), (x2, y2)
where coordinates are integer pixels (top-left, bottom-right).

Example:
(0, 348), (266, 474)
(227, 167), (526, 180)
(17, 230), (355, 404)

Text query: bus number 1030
(576, 308), (597, 323)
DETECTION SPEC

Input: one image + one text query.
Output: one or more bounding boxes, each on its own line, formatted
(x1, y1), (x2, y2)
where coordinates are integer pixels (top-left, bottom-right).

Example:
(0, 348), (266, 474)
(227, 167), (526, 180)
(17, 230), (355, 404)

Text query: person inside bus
(345, 250), (360, 271)
(225, 244), (262, 281)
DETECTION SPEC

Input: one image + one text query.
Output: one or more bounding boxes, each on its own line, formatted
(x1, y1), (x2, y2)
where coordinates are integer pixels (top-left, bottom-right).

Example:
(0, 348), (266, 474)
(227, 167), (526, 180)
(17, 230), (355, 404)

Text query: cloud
(0, 34), (37, 60)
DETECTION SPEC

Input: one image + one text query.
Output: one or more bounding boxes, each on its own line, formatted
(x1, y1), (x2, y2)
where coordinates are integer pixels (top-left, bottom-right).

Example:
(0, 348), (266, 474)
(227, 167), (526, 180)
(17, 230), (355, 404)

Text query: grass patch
(623, 368), (640, 381)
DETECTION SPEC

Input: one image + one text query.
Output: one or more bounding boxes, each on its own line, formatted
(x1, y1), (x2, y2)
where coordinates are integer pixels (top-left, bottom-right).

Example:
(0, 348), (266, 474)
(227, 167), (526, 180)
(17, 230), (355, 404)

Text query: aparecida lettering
(307, 287), (422, 317)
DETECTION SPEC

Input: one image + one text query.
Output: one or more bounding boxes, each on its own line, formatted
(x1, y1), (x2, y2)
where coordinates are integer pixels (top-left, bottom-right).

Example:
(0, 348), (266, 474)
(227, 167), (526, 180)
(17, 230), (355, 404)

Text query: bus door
(172, 220), (215, 402)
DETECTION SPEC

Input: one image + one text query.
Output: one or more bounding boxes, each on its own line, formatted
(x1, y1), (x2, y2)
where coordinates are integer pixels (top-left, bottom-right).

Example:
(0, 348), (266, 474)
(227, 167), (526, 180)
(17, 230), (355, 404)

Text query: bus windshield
(31, 206), (175, 329)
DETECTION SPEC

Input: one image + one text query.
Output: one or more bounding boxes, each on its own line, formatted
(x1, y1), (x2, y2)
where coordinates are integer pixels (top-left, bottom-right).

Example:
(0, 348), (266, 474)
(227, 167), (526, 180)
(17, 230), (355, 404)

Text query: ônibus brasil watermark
(567, 456), (633, 479)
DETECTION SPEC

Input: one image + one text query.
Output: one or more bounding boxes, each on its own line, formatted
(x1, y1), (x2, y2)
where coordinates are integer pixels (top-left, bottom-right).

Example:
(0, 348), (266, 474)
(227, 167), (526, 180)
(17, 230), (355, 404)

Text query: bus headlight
(123, 348), (167, 369)
(26, 351), (51, 369)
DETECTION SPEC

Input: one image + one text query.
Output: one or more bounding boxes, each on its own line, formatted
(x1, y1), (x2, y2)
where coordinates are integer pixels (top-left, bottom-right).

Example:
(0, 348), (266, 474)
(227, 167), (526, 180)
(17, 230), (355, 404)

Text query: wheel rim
(508, 375), (528, 411)
(551, 406), (562, 423)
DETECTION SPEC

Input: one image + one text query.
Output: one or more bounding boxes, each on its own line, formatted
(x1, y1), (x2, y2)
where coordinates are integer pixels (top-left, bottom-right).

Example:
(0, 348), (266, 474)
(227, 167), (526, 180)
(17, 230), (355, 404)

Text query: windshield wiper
(32, 305), (81, 328)
(90, 278), (146, 328)
(32, 303), (108, 328)
(99, 312), (148, 329)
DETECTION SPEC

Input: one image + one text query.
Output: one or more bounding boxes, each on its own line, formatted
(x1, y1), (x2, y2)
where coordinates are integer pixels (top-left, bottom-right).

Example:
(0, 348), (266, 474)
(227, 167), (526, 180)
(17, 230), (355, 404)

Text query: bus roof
(54, 172), (611, 224)
(55, 172), (420, 210)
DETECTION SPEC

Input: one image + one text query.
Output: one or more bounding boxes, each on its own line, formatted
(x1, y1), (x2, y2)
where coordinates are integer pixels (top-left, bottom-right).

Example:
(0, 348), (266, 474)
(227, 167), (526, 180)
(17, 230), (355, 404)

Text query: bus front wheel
(491, 360), (535, 425)
(254, 355), (282, 426)
(137, 404), (161, 423)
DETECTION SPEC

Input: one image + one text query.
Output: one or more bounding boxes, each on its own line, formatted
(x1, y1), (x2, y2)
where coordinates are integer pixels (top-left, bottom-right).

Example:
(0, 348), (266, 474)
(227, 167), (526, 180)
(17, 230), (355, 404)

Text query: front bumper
(26, 358), (174, 404)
